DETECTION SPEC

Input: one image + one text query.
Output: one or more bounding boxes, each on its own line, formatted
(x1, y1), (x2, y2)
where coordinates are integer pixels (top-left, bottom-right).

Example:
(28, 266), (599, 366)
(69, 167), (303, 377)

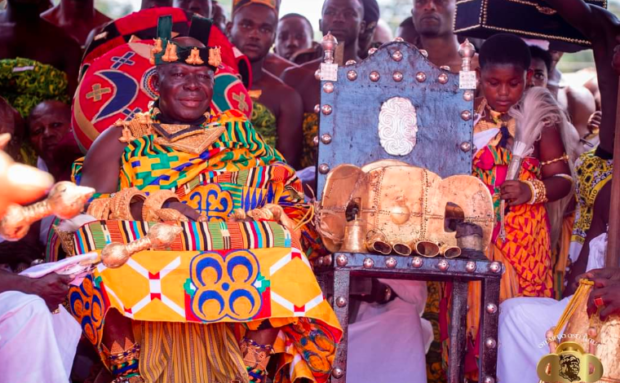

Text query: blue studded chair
(313, 40), (502, 383)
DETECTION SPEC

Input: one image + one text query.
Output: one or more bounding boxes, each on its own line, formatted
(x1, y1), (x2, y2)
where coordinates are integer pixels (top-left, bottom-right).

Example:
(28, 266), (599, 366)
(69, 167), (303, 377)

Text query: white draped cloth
(0, 291), (81, 383)
(497, 232), (607, 383)
(346, 280), (432, 383)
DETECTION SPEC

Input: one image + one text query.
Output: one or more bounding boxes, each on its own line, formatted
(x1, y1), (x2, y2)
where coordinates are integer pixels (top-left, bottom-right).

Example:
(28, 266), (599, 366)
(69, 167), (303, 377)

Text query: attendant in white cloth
(346, 278), (432, 383)
(0, 130), (81, 383)
(0, 265), (81, 383)
(497, 180), (611, 383)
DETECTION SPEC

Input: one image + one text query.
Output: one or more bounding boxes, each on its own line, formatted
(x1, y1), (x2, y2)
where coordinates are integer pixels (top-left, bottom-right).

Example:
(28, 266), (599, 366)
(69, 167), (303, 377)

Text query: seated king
(66, 15), (341, 383)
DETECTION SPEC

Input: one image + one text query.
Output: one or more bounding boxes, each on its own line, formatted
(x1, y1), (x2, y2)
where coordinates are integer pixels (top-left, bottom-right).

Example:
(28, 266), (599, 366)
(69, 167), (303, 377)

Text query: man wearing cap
(75, 15), (340, 383)
(228, 0), (303, 169)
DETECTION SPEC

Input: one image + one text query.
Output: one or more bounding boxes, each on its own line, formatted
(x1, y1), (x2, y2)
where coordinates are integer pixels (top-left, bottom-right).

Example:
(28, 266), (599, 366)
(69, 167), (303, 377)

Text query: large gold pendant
(154, 124), (225, 154)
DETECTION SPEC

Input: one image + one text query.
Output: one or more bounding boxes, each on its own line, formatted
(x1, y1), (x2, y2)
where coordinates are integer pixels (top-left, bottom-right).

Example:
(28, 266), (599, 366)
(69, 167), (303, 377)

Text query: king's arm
(79, 122), (200, 221)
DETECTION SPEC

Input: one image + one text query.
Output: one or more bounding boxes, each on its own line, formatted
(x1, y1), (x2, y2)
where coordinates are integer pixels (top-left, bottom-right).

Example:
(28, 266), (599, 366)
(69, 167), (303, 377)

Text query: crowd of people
(0, 0), (619, 382)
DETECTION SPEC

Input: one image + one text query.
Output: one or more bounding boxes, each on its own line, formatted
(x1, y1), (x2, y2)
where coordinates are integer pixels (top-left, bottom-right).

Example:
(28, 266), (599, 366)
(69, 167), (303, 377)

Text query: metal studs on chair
(460, 142), (472, 153)
(393, 71), (404, 82)
(385, 257), (397, 268)
(419, 49), (429, 58)
(322, 105), (333, 115)
(314, 69), (321, 80)
(489, 261), (502, 273)
(438, 73), (449, 84)
(437, 259), (449, 271)
(336, 254), (348, 267)
(465, 261), (477, 272)
(336, 296), (347, 307)
(323, 82), (335, 94)
(314, 104), (321, 114)
(345, 60), (357, 66)
(416, 72), (426, 83)
(320, 134), (333, 145)
(318, 164), (330, 174)
(347, 70), (358, 81)
(392, 50), (403, 62)
(332, 368), (344, 379)
(411, 257), (423, 268)
(394, 37), (404, 42)
(483, 377), (495, 383)
(363, 257), (374, 269)
(313, 136), (319, 147)
(486, 303), (498, 314)
(368, 47), (378, 56)
(370, 71), (380, 82)
(485, 338), (497, 349)
(463, 90), (474, 102)
(461, 110), (472, 121)
(440, 65), (451, 71)
(323, 255), (333, 266)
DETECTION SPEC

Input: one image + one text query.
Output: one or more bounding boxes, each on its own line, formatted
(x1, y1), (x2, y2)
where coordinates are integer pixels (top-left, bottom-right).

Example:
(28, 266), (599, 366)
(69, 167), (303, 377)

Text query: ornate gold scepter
(95, 223), (183, 268)
(0, 181), (95, 241)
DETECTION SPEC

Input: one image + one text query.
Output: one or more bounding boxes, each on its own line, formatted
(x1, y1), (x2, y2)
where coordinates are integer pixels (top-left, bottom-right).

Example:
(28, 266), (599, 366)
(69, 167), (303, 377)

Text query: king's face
(157, 63), (215, 123)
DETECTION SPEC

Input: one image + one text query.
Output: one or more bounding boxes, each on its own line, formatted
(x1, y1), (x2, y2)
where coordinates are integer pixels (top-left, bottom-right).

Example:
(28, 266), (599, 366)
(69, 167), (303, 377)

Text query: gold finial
(162, 43), (179, 62)
(98, 223), (183, 268)
(208, 46), (222, 68)
(0, 182), (95, 241)
(150, 38), (164, 65)
(185, 47), (205, 65)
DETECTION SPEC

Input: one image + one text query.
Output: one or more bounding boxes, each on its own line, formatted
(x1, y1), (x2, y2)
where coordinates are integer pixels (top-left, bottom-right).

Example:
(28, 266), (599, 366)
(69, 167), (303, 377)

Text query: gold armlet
(528, 179), (548, 205)
(109, 188), (146, 221)
(87, 198), (112, 220)
(142, 190), (181, 222)
(540, 153), (569, 167)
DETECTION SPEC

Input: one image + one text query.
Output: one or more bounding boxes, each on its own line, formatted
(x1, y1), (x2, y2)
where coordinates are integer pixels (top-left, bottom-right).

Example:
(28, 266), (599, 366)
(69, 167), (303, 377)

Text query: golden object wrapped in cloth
(0, 181), (94, 241)
(558, 284), (620, 383)
(318, 160), (494, 256)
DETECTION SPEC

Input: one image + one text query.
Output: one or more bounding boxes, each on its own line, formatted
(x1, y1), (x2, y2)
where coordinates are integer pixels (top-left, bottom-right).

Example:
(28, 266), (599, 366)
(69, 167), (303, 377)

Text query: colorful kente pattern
(472, 131), (553, 298)
(571, 149), (613, 245)
(251, 101), (278, 150)
(72, 220), (291, 254)
(0, 57), (70, 118)
(67, 107), (339, 383)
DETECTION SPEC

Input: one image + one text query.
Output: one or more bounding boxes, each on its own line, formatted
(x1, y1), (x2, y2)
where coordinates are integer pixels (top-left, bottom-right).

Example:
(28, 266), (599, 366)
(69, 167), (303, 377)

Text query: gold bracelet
(530, 179), (548, 205)
(87, 198), (112, 220)
(142, 190), (180, 222)
(521, 180), (537, 205)
(109, 188), (146, 221)
(541, 153), (569, 167)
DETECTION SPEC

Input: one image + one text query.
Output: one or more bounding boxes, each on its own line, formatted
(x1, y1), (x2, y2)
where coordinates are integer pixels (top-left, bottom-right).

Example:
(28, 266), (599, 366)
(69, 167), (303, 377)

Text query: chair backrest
(316, 41), (474, 198)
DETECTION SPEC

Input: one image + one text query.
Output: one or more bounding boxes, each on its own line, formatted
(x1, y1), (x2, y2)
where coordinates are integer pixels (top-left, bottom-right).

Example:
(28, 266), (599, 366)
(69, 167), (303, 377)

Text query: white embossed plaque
(378, 97), (418, 156)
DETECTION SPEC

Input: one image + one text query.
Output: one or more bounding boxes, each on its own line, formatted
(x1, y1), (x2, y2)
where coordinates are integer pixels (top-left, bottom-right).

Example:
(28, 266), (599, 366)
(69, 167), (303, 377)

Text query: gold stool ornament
(0, 181), (95, 241)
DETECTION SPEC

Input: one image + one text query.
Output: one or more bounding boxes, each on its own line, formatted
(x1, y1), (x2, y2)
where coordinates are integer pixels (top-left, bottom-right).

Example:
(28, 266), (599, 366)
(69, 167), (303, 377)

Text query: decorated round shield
(73, 41), (252, 152)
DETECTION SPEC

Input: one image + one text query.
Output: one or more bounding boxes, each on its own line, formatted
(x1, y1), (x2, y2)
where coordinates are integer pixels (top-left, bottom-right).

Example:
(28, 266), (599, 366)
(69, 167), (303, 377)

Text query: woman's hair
(529, 46), (553, 73)
(480, 33), (531, 71)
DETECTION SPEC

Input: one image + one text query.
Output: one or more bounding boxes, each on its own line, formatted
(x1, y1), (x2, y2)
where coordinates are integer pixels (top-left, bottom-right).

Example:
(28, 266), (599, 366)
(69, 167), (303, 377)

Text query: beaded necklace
(474, 99), (516, 140)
